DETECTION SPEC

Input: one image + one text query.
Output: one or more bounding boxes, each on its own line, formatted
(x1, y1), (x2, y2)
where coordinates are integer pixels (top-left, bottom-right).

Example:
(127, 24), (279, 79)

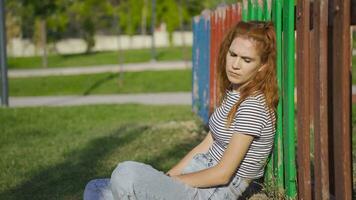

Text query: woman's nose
(232, 57), (241, 69)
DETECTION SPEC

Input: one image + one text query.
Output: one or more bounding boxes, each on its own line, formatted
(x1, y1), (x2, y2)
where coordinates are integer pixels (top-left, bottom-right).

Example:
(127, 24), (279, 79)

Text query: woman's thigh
(89, 152), (250, 200)
(110, 161), (206, 200)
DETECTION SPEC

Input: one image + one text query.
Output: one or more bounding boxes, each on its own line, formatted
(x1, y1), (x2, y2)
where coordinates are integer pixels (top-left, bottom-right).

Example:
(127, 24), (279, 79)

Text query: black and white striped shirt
(208, 89), (275, 179)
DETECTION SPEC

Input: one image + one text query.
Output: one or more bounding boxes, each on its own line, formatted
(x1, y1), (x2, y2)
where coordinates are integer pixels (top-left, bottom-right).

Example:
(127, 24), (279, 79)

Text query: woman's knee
(110, 161), (144, 190)
(85, 179), (97, 191)
(84, 179), (111, 200)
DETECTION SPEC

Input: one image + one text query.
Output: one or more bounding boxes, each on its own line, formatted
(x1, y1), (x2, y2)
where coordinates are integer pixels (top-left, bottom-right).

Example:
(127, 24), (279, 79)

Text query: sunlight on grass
(9, 69), (192, 96)
(8, 47), (192, 69)
(0, 104), (204, 200)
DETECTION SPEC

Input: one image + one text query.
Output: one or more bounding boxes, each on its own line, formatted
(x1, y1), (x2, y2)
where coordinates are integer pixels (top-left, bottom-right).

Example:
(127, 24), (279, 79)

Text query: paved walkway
(10, 86), (356, 107)
(9, 61), (192, 78)
(9, 92), (191, 107)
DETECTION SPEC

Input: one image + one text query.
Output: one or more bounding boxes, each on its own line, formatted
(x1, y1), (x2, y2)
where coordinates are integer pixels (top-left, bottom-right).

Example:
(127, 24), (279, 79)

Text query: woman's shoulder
(242, 93), (267, 107)
(243, 93), (275, 124)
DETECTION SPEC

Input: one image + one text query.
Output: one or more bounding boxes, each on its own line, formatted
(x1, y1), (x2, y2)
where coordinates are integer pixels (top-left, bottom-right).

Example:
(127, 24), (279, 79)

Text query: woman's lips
(228, 71), (241, 77)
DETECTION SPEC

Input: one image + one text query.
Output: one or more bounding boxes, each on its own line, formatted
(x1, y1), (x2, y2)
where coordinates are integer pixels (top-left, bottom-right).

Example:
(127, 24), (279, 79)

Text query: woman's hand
(165, 132), (214, 177)
(172, 133), (254, 188)
(166, 168), (180, 177)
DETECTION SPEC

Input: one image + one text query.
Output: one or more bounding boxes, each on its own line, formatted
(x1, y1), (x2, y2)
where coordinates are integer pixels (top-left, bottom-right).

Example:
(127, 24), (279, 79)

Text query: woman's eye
(244, 59), (251, 63)
(229, 52), (237, 57)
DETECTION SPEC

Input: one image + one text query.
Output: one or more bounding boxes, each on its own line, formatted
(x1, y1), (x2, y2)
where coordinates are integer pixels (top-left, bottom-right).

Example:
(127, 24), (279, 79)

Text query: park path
(11, 86), (356, 107)
(9, 92), (191, 107)
(8, 60), (192, 78)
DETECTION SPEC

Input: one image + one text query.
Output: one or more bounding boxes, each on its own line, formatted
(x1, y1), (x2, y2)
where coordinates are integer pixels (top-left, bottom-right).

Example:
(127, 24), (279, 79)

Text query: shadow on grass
(0, 124), (149, 200)
(155, 51), (165, 61)
(83, 73), (117, 95)
(0, 123), (203, 200)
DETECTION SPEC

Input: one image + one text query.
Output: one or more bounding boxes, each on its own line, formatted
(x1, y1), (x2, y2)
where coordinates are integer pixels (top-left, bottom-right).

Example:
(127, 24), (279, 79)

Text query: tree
(4, 0), (21, 53)
(13, 0), (72, 67)
(117, 0), (142, 37)
(69, 0), (113, 53)
(156, 0), (179, 45)
(9, 0), (239, 59)
(20, 0), (62, 67)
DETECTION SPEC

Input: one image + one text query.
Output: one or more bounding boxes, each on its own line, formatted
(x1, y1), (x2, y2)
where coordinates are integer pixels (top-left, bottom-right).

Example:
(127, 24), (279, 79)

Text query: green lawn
(8, 46), (192, 69)
(0, 103), (355, 200)
(9, 69), (192, 96)
(0, 105), (204, 200)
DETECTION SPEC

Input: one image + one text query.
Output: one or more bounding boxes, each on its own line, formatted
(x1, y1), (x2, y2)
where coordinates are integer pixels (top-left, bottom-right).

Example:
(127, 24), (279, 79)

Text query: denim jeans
(84, 153), (252, 200)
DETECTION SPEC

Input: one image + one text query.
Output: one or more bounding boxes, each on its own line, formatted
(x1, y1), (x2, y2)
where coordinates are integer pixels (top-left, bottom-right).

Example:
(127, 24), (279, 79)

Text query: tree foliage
(117, 0), (143, 36)
(5, 1), (22, 41)
(68, 0), (113, 52)
(6, 0), (237, 52)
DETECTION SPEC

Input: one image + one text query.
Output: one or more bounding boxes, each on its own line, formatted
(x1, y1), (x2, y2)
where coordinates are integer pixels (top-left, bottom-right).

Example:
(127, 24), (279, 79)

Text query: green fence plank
(257, 0), (263, 20)
(264, 0), (274, 187)
(264, 0), (271, 21)
(272, 0), (285, 194)
(248, 0), (253, 20)
(253, 0), (258, 20)
(243, 0), (297, 197)
(282, 0), (297, 198)
(242, 0), (248, 21)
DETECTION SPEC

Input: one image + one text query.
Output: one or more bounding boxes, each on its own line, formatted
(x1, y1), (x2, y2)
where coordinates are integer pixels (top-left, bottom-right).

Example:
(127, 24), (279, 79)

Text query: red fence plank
(209, 5), (242, 114)
(313, 0), (330, 199)
(331, 0), (352, 199)
(296, 0), (312, 199)
(209, 11), (217, 114)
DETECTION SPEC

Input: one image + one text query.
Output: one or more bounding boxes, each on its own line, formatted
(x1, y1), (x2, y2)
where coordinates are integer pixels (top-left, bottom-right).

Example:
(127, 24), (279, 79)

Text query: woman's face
(225, 37), (264, 91)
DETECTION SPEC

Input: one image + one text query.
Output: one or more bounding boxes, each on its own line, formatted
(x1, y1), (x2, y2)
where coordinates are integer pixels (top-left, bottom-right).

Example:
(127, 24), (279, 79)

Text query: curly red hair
(216, 21), (279, 126)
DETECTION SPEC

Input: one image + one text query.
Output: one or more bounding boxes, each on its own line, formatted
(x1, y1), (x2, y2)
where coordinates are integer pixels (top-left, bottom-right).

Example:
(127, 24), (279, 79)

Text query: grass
(8, 46), (192, 69)
(0, 104), (355, 200)
(9, 69), (192, 96)
(0, 104), (205, 200)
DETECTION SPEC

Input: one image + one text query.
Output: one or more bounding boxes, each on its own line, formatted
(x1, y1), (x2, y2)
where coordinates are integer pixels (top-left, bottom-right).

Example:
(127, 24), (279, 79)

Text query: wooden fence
(192, 0), (354, 199)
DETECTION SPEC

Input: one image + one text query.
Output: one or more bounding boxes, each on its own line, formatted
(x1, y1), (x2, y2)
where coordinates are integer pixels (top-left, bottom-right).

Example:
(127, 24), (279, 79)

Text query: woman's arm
(173, 132), (254, 187)
(166, 132), (214, 176)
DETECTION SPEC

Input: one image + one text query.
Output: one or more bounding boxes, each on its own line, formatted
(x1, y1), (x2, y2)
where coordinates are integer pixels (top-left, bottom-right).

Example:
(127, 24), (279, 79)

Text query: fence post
(209, 11), (217, 115)
(313, 0), (330, 199)
(282, 0), (297, 198)
(257, 0), (263, 20)
(192, 11), (210, 124)
(330, 0), (352, 198)
(242, 0), (248, 21)
(0, 0), (8, 107)
(296, 0), (313, 199)
(272, 0), (285, 194)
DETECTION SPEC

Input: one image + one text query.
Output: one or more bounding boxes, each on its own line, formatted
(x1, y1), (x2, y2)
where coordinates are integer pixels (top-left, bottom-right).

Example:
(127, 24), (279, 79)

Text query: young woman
(84, 20), (278, 200)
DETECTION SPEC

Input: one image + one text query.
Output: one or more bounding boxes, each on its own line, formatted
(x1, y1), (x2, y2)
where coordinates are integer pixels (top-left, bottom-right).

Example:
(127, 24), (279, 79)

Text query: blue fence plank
(192, 13), (210, 124)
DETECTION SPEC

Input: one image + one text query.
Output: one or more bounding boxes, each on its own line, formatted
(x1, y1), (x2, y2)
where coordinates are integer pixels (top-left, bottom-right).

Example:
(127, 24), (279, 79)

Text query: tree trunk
(40, 19), (47, 68)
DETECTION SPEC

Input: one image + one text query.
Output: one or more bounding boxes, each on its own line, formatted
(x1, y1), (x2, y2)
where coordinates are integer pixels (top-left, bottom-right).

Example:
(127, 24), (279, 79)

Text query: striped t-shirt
(208, 89), (275, 179)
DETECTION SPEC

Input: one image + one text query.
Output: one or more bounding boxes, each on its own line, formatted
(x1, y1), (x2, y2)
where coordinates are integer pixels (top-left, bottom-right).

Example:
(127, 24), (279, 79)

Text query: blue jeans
(84, 153), (252, 200)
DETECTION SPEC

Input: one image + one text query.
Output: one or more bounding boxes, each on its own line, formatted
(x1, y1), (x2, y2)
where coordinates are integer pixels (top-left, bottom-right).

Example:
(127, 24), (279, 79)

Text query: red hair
(216, 21), (279, 126)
